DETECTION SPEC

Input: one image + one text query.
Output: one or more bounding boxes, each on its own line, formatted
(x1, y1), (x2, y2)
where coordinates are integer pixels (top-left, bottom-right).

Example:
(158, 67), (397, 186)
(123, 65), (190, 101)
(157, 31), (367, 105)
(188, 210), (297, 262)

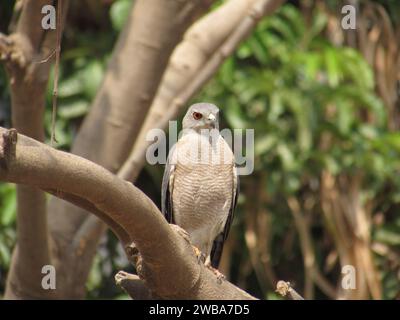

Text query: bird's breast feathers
(170, 132), (235, 234)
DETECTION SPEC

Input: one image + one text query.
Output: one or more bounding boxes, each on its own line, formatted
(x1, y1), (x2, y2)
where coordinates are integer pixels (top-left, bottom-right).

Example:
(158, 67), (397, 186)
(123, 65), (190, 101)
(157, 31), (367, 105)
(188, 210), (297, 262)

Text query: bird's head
(182, 103), (220, 131)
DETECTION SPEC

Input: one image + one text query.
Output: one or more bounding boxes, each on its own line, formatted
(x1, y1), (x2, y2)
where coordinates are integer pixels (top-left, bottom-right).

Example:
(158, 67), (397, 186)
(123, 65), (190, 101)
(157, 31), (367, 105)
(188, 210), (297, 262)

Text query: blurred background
(0, 0), (399, 299)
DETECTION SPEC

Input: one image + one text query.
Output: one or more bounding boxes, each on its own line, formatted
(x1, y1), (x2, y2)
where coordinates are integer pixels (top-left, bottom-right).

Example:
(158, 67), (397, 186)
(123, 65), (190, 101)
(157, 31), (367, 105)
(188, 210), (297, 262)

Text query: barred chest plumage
(170, 131), (235, 256)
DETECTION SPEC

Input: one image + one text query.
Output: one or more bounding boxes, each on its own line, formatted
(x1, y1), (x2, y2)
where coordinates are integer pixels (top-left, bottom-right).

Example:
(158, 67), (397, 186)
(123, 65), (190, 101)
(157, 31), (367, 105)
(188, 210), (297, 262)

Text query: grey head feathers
(182, 103), (220, 131)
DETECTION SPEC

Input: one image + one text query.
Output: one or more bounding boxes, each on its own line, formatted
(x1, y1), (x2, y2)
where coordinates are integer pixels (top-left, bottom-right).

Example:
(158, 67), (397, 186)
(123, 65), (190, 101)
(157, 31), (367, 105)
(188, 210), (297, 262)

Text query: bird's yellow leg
(169, 224), (207, 264)
(192, 246), (206, 264)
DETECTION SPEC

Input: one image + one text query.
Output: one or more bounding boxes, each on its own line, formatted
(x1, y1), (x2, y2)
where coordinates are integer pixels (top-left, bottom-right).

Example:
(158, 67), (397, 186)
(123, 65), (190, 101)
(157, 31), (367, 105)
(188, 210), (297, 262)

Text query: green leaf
(87, 255), (102, 291)
(255, 135), (277, 155)
(266, 291), (283, 300)
(277, 144), (296, 171)
(224, 98), (247, 129)
(220, 58), (235, 87)
(310, 10), (328, 37)
(0, 184), (16, 226)
(237, 43), (252, 59)
(58, 74), (84, 97)
(375, 228), (400, 246)
(114, 294), (130, 300)
(323, 154), (340, 175)
(280, 4), (305, 38)
(59, 100), (89, 119)
(82, 61), (104, 98)
(285, 173), (301, 193)
(341, 49), (374, 89)
(359, 124), (378, 140)
(324, 48), (341, 87)
(268, 11), (298, 44)
(284, 92), (312, 152)
(335, 101), (354, 135)
(268, 92), (284, 122)
(247, 35), (269, 65)
(0, 240), (11, 266)
(382, 133), (400, 151)
(303, 53), (321, 80)
(110, 0), (132, 31)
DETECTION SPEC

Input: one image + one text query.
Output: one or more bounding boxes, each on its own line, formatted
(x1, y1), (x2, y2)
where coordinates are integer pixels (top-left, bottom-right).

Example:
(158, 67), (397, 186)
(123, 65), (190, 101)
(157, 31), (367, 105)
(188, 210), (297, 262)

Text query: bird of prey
(161, 102), (238, 270)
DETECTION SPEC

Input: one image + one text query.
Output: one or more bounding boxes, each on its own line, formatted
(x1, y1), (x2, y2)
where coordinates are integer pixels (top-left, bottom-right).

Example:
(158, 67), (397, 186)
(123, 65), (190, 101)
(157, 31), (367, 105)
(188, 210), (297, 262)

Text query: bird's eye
(193, 112), (203, 120)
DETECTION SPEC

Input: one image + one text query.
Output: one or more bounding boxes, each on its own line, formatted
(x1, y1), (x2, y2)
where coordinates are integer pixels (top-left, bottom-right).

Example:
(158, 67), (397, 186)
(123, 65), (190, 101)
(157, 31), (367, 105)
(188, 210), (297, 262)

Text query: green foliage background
(0, 0), (399, 299)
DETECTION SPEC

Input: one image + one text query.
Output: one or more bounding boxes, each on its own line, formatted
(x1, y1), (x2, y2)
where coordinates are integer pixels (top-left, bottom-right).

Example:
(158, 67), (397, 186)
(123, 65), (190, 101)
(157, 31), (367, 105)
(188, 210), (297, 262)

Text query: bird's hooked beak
(206, 113), (216, 129)
(207, 113), (216, 122)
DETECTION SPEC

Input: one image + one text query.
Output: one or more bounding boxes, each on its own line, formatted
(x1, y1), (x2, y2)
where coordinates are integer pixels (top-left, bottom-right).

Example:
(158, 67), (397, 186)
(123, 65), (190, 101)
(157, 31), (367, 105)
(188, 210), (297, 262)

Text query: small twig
(115, 271), (154, 300)
(0, 128), (18, 169)
(33, 49), (56, 64)
(0, 33), (27, 68)
(51, 0), (63, 146)
(0, 33), (12, 58)
(276, 281), (305, 300)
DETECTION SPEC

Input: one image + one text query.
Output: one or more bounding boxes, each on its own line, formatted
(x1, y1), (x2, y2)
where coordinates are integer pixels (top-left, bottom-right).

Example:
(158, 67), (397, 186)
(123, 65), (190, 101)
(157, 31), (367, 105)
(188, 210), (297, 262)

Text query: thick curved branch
(67, 0), (284, 297)
(0, 127), (255, 300)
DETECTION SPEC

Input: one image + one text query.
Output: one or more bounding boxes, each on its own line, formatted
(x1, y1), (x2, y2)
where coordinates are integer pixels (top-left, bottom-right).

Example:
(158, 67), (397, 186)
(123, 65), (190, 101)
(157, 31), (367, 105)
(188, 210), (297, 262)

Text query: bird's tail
(210, 234), (225, 268)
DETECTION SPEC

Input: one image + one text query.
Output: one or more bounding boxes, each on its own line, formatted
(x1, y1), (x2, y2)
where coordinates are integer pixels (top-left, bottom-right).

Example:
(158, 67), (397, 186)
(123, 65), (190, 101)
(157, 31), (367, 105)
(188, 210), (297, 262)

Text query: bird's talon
(192, 245), (206, 264)
(199, 253), (206, 264)
(216, 273), (225, 284)
(205, 264), (225, 283)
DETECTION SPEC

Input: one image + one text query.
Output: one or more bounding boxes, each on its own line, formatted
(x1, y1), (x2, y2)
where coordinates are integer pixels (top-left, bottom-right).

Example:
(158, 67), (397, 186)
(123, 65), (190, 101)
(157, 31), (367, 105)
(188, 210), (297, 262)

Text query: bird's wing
(210, 166), (239, 268)
(161, 145), (176, 224)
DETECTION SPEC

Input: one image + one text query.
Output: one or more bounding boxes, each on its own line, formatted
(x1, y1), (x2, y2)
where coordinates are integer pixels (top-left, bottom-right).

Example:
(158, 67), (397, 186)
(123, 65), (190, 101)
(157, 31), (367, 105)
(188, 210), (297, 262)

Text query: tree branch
(2, 0), (70, 299)
(115, 271), (154, 300)
(0, 127), (255, 299)
(287, 196), (336, 299)
(76, 0), (285, 297)
(276, 281), (305, 300)
(71, 0), (284, 297)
